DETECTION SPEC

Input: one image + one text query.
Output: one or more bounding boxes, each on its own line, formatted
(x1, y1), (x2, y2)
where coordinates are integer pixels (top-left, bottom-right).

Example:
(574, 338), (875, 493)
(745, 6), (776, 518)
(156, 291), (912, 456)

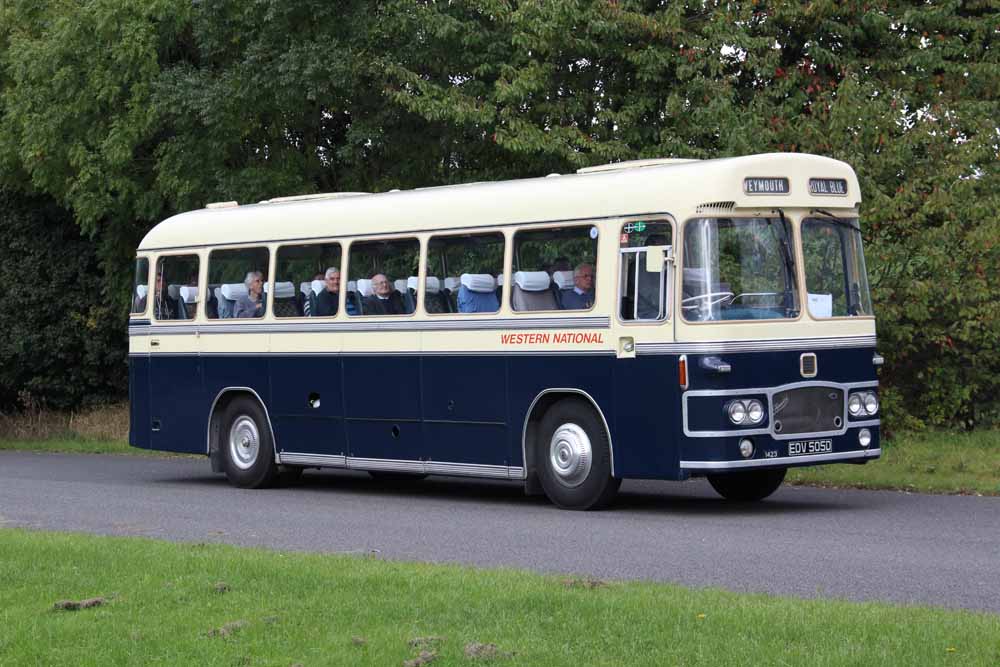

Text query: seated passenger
(457, 274), (499, 313)
(233, 270), (265, 318)
(364, 273), (406, 315)
(560, 263), (595, 310)
(314, 267), (341, 316)
(153, 272), (173, 319)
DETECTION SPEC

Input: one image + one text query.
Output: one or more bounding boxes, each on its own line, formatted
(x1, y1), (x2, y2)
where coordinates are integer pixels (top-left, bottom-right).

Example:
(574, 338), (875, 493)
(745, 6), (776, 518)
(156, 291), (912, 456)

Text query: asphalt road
(2, 450), (998, 613)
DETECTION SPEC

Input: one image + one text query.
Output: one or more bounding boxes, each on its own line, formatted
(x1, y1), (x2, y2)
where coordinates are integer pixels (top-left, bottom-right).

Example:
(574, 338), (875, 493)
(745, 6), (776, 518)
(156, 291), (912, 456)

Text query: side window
(426, 232), (504, 314)
(275, 243), (343, 318)
(347, 238), (419, 316)
(153, 255), (200, 321)
(131, 257), (149, 315)
(511, 225), (598, 312)
(619, 221), (672, 321)
(207, 247), (270, 319)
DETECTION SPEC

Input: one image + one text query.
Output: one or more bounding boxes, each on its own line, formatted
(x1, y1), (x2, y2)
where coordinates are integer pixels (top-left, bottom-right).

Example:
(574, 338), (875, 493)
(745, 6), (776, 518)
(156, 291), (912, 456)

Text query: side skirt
(278, 452), (526, 480)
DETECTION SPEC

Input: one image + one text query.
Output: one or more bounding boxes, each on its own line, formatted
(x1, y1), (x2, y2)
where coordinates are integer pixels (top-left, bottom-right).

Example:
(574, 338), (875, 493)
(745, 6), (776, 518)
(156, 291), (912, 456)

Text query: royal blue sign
(809, 178), (848, 196)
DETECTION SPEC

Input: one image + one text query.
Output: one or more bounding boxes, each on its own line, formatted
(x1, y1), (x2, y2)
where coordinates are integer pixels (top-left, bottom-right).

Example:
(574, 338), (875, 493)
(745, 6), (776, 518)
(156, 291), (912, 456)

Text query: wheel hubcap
(228, 416), (260, 471)
(549, 423), (592, 488)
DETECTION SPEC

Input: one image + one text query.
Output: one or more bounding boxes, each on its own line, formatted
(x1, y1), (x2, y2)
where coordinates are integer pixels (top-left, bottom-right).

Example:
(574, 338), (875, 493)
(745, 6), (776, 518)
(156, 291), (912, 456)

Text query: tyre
(220, 396), (279, 489)
(707, 467), (787, 502)
(536, 398), (620, 510)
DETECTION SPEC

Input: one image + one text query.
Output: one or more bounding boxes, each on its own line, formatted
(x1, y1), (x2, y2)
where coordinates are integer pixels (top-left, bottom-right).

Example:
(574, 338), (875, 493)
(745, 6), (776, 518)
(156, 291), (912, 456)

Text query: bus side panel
(420, 355), (508, 466)
(128, 355), (151, 449)
(342, 355), (422, 461)
(201, 355), (272, 452)
(505, 354), (616, 470)
(268, 355), (346, 457)
(612, 354), (684, 480)
(149, 354), (205, 454)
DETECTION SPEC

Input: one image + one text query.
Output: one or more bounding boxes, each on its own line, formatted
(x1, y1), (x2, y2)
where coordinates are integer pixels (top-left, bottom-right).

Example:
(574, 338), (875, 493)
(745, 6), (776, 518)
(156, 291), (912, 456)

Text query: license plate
(788, 439), (833, 456)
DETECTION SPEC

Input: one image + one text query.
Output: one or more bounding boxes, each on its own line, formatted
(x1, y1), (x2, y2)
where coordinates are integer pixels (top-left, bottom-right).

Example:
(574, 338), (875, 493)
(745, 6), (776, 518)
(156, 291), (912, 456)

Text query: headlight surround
(746, 399), (765, 425)
(848, 393), (863, 416)
(727, 400), (747, 425)
(863, 391), (879, 415)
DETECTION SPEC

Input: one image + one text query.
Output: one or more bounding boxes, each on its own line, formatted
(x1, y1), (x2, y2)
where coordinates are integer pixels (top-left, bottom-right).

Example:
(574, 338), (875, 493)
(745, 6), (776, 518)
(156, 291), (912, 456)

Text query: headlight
(746, 399), (765, 424)
(858, 428), (872, 448)
(728, 400), (747, 425)
(848, 393), (863, 416)
(863, 392), (879, 415)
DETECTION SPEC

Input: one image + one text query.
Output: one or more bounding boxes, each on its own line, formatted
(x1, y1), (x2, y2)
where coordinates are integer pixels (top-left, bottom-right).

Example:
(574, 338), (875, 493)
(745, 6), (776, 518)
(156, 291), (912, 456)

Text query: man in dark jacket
(364, 273), (406, 315)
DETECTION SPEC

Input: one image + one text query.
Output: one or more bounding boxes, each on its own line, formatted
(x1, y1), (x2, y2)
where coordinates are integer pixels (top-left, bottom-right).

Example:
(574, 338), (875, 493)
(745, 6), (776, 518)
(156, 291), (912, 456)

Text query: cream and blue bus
(128, 153), (880, 509)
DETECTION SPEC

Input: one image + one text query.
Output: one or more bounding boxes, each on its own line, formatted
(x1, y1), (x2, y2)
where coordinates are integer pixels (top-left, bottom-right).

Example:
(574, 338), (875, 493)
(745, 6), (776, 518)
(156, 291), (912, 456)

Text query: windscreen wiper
(770, 209), (798, 316)
(811, 209), (862, 232)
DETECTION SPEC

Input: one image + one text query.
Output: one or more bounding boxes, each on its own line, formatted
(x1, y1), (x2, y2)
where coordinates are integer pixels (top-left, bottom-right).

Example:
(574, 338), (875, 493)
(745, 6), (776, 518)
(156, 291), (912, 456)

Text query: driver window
(619, 221), (672, 321)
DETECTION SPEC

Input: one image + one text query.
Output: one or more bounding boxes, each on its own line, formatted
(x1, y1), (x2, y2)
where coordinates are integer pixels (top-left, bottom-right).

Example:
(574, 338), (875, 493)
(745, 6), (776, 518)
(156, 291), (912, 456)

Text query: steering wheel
(681, 291), (735, 309)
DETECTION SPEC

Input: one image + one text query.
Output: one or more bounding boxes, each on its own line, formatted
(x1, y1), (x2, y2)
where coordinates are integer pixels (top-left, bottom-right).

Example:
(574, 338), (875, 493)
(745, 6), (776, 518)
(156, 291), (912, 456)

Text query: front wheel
(221, 396), (279, 489)
(707, 468), (787, 502)
(536, 398), (620, 510)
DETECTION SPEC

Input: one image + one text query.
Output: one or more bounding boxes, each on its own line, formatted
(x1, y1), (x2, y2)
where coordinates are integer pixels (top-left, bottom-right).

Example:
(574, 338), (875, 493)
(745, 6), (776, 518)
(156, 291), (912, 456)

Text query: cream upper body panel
(138, 153), (860, 251)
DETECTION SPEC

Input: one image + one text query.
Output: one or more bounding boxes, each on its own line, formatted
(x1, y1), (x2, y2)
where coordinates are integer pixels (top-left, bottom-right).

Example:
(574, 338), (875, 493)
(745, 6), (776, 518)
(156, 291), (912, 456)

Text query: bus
(128, 153), (881, 510)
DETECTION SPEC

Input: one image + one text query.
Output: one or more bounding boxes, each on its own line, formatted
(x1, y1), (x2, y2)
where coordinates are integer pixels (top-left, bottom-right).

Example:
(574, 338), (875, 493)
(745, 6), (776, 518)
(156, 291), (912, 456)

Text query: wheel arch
(521, 388), (616, 482)
(206, 387), (280, 467)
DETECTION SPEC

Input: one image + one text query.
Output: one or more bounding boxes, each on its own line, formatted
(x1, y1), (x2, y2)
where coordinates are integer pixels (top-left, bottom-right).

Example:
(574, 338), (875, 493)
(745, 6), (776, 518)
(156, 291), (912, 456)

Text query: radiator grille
(772, 386), (843, 435)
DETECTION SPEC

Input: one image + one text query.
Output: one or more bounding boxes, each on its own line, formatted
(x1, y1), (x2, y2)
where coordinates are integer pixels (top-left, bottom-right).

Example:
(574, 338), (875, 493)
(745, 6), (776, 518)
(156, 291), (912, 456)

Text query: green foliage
(0, 0), (996, 426)
(0, 190), (126, 410)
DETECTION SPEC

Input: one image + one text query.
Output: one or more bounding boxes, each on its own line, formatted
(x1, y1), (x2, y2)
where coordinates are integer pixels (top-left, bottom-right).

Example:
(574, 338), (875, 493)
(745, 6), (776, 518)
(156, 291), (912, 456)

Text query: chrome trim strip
(280, 452), (347, 467)
(275, 455), (522, 479)
(638, 335), (876, 355)
(128, 316), (610, 336)
(682, 380), (878, 440)
(206, 387), (280, 464)
(129, 350), (615, 358)
(521, 388), (615, 479)
(681, 448), (881, 470)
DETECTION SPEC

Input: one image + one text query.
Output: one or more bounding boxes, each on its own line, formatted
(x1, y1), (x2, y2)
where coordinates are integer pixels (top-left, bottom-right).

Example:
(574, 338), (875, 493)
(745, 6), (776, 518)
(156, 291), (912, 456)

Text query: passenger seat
(458, 273), (499, 313)
(551, 270), (574, 309)
(512, 271), (557, 312)
(271, 281), (299, 317)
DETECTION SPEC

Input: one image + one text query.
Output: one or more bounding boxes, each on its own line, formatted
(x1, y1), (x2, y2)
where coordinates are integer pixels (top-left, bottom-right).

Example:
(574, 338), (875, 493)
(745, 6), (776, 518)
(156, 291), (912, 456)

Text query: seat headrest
(407, 276), (419, 291)
(300, 281), (312, 296)
(272, 281), (295, 299)
(444, 277), (460, 291)
(220, 283), (248, 301)
(496, 274), (504, 286)
(425, 277), (441, 294)
(167, 284), (181, 300)
(135, 285), (148, 299)
(552, 270), (574, 290)
(179, 285), (199, 304)
(394, 279), (408, 293)
(513, 271), (551, 292)
(311, 279), (324, 296)
(346, 280), (357, 292)
(356, 279), (373, 297)
(460, 273), (496, 294)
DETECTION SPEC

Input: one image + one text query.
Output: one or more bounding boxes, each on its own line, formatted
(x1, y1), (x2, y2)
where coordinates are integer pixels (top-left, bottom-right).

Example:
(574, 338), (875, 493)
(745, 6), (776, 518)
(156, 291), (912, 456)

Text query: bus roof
(138, 153), (861, 252)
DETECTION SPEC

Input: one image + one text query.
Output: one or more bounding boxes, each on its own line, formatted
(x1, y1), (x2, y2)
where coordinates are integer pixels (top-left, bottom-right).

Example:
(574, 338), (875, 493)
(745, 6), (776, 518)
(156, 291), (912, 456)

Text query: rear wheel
(536, 398), (620, 510)
(221, 396), (279, 489)
(707, 468), (787, 501)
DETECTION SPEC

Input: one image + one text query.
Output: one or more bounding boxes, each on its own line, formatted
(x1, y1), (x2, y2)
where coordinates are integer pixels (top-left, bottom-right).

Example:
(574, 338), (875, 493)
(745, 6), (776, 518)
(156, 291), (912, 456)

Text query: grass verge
(787, 429), (1000, 496)
(1, 529), (998, 666)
